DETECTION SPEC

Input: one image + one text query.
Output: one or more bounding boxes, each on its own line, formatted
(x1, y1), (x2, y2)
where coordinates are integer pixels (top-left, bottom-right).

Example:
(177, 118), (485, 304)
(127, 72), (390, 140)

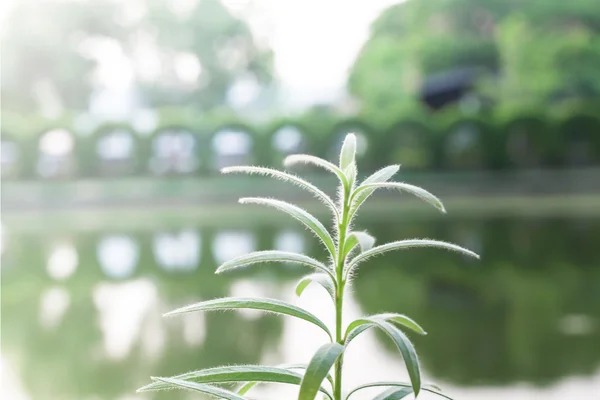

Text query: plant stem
(334, 189), (350, 400)
(334, 278), (345, 400)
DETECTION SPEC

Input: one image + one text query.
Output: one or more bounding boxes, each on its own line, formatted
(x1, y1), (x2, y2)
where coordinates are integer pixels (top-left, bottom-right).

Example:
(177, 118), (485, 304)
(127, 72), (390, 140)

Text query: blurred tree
(1, 0), (272, 114)
(348, 0), (600, 113)
(490, 14), (600, 106)
(1, 0), (127, 113)
(138, 0), (273, 110)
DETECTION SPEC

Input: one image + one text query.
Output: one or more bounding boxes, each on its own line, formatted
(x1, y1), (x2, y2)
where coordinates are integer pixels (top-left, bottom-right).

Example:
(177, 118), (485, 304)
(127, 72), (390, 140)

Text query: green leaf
(426, 383), (443, 392)
(150, 377), (246, 400)
(362, 165), (401, 185)
(298, 343), (345, 400)
(343, 162), (357, 189)
(346, 239), (480, 277)
(353, 182), (446, 213)
(164, 297), (332, 340)
(343, 233), (359, 257)
(221, 166), (339, 219)
(346, 382), (453, 400)
(280, 364), (334, 387)
(373, 387), (413, 400)
(139, 365), (314, 392)
(239, 197), (337, 259)
(236, 381), (257, 395)
(284, 154), (349, 190)
(345, 314), (427, 338)
(344, 231), (376, 257)
(339, 133), (357, 170)
(216, 250), (334, 279)
(236, 364), (334, 395)
(349, 165), (400, 216)
(344, 320), (421, 397)
(295, 273), (336, 302)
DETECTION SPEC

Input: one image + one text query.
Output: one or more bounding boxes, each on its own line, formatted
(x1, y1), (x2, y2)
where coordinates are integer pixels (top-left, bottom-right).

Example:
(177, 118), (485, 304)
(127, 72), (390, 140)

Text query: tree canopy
(348, 0), (600, 117)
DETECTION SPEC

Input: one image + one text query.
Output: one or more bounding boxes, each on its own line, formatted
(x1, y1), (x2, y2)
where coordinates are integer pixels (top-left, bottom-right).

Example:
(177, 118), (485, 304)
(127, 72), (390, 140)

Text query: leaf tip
(282, 155), (295, 167)
(340, 133), (357, 169)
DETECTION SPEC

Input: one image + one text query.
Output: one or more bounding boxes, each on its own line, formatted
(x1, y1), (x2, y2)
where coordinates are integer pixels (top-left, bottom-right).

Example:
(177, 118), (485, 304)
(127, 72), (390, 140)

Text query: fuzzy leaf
(299, 343), (345, 400)
(339, 133), (357, 170)
(346, 239), (480, 277)
(346, 382), (453, 400)
(164, 297), (332, 340)
(236, 364), (334, 395)
(343, 234), (360, 257)
(345, 314), (427, 338)
(139, 366), (311, 392)
(216, 250), (334, 279)
(354, 182), (446, 213)
(373, 387), (413, 400)
(348, 231), (376, 253)
(349, 165), (400, 216)
(239, 197), (337, 259)
(362, 165), (401, 185)
(344, 320), (421, 396)
(222, 166), (339, 218)
(149, 378), (246, 400)
(295, 273), (336, 302)
(284, 154), (348, 189)
(343, 162), (357, 189)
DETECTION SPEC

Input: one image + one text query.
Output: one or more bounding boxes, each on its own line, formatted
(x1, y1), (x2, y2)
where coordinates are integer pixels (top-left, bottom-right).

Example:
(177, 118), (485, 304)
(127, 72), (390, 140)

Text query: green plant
(137, 133), (479, 399)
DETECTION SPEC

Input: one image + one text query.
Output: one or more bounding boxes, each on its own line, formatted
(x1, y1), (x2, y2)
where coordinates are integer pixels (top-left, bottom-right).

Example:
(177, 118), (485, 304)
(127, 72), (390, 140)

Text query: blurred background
(1, 0), (600, 399)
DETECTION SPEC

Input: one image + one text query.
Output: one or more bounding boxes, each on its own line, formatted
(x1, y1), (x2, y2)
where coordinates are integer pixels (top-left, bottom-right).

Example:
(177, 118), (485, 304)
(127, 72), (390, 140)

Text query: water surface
(2, 212), (599, 399)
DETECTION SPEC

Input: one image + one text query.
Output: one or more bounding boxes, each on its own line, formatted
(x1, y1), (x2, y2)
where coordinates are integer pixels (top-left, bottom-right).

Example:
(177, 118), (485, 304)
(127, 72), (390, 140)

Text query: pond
(1, 210), (599, 400)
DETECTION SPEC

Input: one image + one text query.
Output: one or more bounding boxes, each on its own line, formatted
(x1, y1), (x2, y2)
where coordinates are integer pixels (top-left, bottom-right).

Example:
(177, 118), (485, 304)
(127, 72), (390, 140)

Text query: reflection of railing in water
(2, 217), (599, 282)
(1, 227), (311, 281)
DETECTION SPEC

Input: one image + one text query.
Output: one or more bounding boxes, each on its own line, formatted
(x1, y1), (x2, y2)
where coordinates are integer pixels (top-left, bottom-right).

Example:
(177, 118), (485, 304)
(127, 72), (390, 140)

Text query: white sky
(223, 0), (401, 106)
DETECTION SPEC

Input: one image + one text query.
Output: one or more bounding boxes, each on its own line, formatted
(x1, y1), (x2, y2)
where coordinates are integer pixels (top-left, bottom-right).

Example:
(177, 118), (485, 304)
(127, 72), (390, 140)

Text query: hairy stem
(334, 186), (350, 400)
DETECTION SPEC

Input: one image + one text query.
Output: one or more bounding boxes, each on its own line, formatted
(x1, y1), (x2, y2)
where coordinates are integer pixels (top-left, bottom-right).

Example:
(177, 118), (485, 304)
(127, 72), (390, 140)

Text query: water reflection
(93, 279), (158, 360)
(1, 215), (599, 399)
(212, 230), (256, 264)
(153, 229), (200, 272)
(97, 235), (139, 279)
(39, 287), (71, 330)
(46, 241), (78, 281)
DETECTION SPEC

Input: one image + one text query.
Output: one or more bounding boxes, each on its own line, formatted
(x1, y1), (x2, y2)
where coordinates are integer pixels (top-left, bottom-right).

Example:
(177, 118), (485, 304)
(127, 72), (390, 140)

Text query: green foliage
(349, 0), (600, 112)
(138, 133), (479, 399)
